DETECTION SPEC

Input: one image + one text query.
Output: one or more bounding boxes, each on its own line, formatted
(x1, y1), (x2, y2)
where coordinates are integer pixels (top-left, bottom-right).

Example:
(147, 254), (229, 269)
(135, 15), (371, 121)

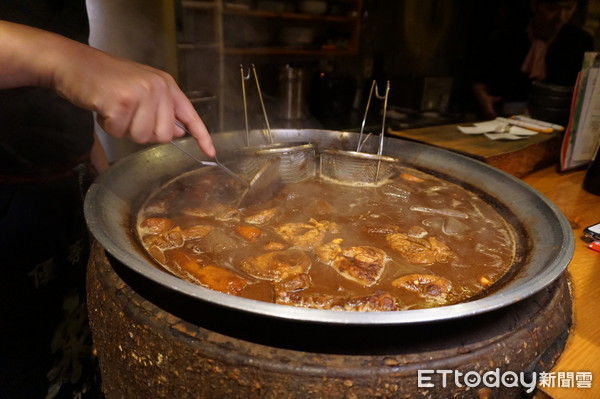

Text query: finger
(185, 115), (215, 158)
(198, 131), (214, 157)
(172, 88), (215, 157)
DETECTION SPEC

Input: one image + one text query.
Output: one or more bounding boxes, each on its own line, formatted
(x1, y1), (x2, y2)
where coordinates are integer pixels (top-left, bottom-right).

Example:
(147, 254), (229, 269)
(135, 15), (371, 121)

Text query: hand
(0, 21), (215, 157)
(472, 83), (501, 120)
(55, 46), (216, 157)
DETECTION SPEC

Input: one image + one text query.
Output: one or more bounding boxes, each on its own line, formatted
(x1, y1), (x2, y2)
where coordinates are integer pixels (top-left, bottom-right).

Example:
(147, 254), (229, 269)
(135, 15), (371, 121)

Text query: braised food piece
(166, 250), (248, 295)
(399, 172), (425, 183)
(386, 233), (454, 264)
(240, 249), (311, 282)
(315, 238), (344, 263)
(276, 291), (398, 312)
(332, 246), (387, 287)
(142, 226), (184, 250)
(195, 265), (249, 295)
(317, 239), (387, 287)
(235, 225), (263, 242)
(139, 217), (174, 235)
(192, 229), (242, 254)
(263, 241), (287, 251)
(479, 275), (493, 287)
(275, 218), (338, 250)
(147, 245), (167, 264)
(183, 203), (240, 221)
(363, 225), (402, 235)
(143, 235), (169, 250)
(243, 208), (278, 225)
(273, 274), (312, 294)
(360, 291), (398, 311)
(391, 274), (452, 302)
(181, 224), (213, 241)
(406, 225), (428, 238)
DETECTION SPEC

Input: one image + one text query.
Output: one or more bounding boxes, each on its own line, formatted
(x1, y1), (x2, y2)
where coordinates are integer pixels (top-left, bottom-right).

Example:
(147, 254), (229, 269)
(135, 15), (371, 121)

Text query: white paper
(509, 126), (538, 136)
(457, 120), (537, 138)
(474, 121), (503, 130)
(457, 120), (503, 134)
(457, 125), (487, 134)
(484, 133), (526, 140)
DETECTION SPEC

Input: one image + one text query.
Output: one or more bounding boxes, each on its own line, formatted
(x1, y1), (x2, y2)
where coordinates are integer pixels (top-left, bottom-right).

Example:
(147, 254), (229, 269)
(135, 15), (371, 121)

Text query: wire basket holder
(236, 64), (315, 183)
(318, 80), (398, 187)
(357, 80), (391, 154)
(240, 64), (273, 146)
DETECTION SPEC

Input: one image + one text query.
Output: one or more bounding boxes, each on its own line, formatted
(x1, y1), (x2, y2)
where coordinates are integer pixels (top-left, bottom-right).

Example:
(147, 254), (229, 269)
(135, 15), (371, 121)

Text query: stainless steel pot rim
(85, 129), (574, 325)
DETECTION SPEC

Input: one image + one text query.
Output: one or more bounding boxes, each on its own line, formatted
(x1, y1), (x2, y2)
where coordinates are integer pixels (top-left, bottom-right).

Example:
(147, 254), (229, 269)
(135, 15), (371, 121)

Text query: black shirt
(0, 0), (94, 178)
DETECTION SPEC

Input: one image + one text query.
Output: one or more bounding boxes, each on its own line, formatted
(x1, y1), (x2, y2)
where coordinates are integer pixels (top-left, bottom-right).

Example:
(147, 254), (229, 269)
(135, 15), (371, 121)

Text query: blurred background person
(471, 0), (594, 119)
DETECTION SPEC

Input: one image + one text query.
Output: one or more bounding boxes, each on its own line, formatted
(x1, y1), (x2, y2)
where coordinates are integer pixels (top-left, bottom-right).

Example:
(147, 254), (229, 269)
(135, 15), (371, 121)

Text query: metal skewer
(171, 121), (247, 185)
(170, 120), (281, 208)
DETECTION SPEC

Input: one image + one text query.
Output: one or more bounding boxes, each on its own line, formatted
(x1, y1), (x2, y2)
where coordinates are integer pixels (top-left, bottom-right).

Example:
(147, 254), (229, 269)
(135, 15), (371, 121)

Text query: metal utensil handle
(377, 81), (391, 156)
(357, 132), (373, 152)
(172, 121), (248, 186)
(252, 64), (273, 143)
(356, 80), (391, 155)
(169, 138), (215, 166)
(239, 64), (273, 144)
(357, 81), (376, 151)
(240, 65), (251, 146)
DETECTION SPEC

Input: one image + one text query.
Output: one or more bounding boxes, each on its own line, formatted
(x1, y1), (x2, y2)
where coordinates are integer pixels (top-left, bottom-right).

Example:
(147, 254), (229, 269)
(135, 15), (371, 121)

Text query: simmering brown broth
(137, 165), (516, 311)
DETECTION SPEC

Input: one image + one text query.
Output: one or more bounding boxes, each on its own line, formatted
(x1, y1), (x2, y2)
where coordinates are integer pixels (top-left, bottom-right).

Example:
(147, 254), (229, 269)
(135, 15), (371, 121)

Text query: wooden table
(389, 124), (562, 178)
(523, 167), (600, 398)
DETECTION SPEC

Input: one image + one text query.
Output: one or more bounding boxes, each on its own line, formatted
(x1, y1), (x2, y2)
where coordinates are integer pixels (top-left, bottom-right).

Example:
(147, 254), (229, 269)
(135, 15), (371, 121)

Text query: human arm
(0, 20), (215, 157)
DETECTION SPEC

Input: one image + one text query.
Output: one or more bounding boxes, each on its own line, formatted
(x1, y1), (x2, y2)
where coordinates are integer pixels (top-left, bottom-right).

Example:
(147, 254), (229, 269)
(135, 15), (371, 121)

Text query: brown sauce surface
(137, 165), (516, 311)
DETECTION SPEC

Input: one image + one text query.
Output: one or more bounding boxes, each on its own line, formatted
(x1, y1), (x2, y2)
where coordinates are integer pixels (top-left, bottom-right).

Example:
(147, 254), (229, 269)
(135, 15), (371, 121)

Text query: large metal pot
(84, 129), (573, 325)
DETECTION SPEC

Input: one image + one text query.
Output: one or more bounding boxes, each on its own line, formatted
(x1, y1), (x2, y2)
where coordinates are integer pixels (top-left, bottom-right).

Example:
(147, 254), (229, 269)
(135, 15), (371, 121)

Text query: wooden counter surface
(523, 167), (600, 398)
(389, 124), (562, 178)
